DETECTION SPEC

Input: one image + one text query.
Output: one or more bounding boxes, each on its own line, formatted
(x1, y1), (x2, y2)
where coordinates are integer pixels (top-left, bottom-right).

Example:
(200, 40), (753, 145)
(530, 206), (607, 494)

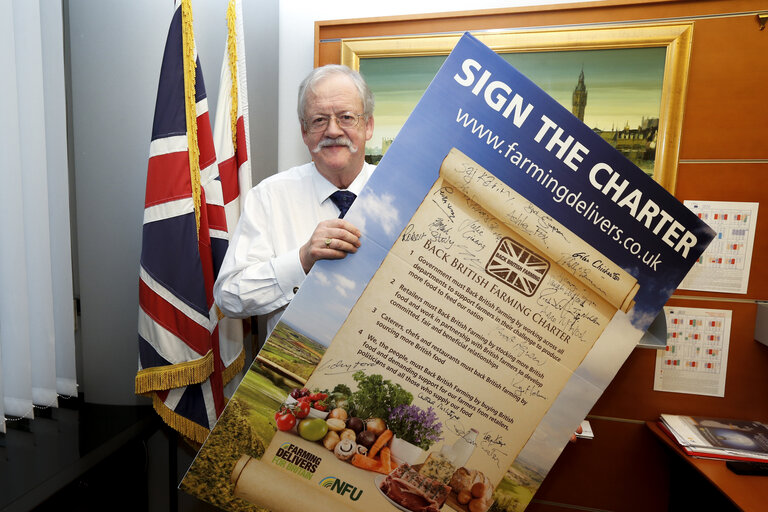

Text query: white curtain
(0, 0), (77, 433)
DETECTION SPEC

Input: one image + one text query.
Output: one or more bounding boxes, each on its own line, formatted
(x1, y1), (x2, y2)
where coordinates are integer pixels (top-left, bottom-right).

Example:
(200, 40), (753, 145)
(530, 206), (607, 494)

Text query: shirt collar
(313, 162), (375, 205)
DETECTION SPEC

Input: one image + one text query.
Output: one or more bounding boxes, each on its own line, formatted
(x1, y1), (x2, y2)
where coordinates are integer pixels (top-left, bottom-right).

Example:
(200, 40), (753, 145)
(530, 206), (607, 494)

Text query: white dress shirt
(214, 161), (376, 335)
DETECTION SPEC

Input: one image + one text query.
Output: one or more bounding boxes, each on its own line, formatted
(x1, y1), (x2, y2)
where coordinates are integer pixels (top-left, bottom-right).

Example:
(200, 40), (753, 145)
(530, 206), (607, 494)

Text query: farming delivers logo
(272, 442), (320, 480)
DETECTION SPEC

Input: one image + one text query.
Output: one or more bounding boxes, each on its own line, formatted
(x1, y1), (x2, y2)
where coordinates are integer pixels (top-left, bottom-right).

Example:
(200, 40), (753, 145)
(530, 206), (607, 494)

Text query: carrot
(380, 446), (392, 473)
(368, 429), (393, 459)
(351, 453), (383, 472)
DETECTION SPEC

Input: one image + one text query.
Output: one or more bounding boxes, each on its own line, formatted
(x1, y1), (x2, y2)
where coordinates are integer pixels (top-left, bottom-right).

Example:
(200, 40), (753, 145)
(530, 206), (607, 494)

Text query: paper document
(679, 200), (758, 294)
(653, 306), (732, 396)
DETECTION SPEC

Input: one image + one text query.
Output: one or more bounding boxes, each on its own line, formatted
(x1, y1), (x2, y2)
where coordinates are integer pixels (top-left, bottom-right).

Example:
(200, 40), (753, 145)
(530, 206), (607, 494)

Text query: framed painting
(341, 23), (692, 193)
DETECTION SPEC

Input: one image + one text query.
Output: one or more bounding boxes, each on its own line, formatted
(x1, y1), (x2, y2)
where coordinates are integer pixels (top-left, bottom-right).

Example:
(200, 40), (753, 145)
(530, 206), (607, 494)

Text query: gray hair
(297, 64), (375, 124)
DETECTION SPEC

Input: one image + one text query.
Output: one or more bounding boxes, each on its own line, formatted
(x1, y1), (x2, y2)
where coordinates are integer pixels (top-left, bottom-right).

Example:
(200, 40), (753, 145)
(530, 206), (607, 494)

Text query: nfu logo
(319, 476), (363, 501)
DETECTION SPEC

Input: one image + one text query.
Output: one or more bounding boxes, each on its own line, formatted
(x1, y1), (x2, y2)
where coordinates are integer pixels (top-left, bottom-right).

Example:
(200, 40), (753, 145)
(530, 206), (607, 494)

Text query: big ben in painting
(572, 68), (587, 121)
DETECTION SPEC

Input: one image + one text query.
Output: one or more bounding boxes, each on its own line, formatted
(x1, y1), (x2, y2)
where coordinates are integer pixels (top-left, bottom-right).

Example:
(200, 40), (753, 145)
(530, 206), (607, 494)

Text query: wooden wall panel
(679, 17), (768, 159)
(316, 41), (340, 68)
(316, 0), (761, 45)
(593, 300), (768, 421)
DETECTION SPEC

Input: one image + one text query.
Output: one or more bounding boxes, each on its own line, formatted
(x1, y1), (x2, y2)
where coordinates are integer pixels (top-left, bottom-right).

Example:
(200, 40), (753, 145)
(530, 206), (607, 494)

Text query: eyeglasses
(304, 112), (365, 133)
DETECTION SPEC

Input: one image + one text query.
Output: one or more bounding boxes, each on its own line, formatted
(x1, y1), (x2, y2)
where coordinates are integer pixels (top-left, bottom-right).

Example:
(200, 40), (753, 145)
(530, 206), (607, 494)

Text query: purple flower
(387, 404), (443, 450)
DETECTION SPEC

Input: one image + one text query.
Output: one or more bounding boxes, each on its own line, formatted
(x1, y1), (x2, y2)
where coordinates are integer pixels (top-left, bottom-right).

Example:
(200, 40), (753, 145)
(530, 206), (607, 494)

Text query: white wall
(276, 0), (600, 172)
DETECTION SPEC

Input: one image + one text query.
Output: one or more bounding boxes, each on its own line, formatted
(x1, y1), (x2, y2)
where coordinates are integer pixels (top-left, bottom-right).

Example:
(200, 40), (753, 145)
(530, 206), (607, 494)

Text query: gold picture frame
(341, 23), (693, 193)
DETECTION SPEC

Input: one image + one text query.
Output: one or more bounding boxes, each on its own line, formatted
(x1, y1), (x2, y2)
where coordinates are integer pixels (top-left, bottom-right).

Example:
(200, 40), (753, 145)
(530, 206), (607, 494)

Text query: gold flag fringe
(226, 0), (239, 153)
(138, 346), (244, 445)
(222, 346), (246, 385)
(151, 391), (211, 444)
(181, 0), (201, 236)
(135, 351), (214, 395)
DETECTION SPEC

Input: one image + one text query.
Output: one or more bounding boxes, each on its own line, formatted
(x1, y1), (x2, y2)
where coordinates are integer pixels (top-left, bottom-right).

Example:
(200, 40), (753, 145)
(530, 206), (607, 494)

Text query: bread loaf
(449, 467), (493, 503)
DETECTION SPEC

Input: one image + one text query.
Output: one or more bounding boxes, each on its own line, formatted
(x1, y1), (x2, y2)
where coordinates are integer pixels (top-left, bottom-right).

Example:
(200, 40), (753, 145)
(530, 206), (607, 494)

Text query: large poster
(180, 34), (714, 512)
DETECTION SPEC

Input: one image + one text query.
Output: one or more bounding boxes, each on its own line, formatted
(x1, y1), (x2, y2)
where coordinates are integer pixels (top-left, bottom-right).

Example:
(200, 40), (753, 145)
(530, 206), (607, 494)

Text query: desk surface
(647, 421), (768, 512)
(0, 402), (159, 512)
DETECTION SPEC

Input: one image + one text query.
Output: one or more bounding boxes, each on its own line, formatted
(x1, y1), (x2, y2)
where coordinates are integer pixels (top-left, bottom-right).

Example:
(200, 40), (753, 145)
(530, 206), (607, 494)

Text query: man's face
(301, 74), (373, 181)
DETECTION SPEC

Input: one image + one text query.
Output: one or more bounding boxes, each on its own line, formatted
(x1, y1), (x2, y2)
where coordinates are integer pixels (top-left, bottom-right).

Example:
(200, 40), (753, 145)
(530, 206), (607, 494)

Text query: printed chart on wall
(679, 201), (759, 294)
(180, 33), (714, 512)
(653, 307), (732, 397)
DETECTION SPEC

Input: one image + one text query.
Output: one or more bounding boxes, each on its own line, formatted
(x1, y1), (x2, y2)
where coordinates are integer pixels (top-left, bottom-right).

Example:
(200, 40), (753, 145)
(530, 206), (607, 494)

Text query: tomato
(298, 418), (329, 441)
(275, 410), (296, 431)
(293, 400), (311, 419)
(312, 400), (328, 412)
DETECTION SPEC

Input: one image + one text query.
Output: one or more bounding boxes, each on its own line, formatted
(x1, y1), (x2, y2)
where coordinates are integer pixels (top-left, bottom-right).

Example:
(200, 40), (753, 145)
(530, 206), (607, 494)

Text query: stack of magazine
(659, 414), (768, 462)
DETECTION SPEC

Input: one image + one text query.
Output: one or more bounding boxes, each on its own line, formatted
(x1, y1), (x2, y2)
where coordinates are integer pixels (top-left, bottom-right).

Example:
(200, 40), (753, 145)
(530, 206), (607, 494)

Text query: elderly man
(214, 65), (375, 334)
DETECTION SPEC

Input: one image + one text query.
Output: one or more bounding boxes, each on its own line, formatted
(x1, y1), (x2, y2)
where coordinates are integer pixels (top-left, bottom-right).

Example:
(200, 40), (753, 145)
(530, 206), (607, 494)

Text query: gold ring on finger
(325, 238), (332, 248)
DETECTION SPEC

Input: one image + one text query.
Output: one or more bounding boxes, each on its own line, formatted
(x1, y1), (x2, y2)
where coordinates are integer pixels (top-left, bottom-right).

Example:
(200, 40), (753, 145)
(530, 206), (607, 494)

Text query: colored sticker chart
(679, 200), (759, 294)
(653, 307), (732, 397)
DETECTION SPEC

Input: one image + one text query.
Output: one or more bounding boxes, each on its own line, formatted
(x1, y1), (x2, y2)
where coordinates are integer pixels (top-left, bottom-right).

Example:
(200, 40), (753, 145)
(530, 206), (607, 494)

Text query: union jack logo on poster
(486, 237), (550, 296)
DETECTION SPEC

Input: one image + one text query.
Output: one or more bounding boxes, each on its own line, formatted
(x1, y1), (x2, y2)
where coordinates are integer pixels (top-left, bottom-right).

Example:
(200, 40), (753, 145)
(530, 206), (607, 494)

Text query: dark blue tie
(330, 190), (356, 219)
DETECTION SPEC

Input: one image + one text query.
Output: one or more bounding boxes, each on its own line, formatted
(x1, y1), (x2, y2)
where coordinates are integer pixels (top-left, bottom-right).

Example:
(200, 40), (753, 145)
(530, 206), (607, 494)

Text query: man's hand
(569, 424), (584, 443)
(299, 219), (362, 274)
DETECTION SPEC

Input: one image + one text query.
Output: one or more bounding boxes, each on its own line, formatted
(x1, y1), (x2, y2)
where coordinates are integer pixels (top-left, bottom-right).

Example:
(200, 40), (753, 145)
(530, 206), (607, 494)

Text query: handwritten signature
(538, 308), (591, 342)
(509, 376), (548, 401)
(537, 288), (594, 333)
(438, 403), (461, 422)
(446, 420), (508, 468)
(455, 165), (512, 200)
(432, 187), (456, 223)
(315, 358), (379, 376)
(495, 328), (544, 366)
(401, 224), (427, 243)
(419, 392), (434, 404)
(557, 252), (615, 296)
(427, 218), (454, 248)
(454, 244), (485, 271)
(480, 433), (509, 466)
(458, 219), (486, 252)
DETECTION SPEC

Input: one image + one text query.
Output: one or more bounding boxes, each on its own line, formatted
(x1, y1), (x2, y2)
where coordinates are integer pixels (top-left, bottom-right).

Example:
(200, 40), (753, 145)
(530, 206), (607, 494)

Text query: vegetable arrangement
(288, 387), (330, 411)
(273, 372), (439, 476)
(347, 371), (413, 420)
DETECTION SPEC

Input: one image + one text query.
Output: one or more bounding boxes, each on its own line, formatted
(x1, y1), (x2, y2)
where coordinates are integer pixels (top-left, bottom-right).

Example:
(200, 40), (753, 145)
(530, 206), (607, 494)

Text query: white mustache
(312, 136), (358, 154)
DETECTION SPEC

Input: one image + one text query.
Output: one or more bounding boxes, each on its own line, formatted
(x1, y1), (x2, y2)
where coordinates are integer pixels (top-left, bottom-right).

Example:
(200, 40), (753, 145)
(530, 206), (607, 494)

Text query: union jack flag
(135, 0), (245, 444)
(214, 0), (252, 236)
(212, 0), (252, 383)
